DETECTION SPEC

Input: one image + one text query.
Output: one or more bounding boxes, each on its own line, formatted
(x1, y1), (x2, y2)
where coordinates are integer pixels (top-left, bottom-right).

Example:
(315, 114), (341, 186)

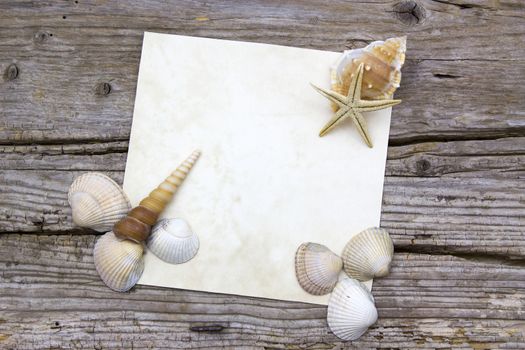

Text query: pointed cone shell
(331, 36), (406, 110)
(327, 277), (378, 341)
(68, 172), (131, 232)
(113, 150), (201, 243)
(147, 218), (199, 264)
(294, 243), (343, 295)
(93, 231), (144, 292)
(342, 227), (394, 281)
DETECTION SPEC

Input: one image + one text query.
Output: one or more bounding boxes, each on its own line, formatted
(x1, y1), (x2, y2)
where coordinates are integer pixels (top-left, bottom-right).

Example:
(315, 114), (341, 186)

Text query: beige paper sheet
(124, 32), (391, 305)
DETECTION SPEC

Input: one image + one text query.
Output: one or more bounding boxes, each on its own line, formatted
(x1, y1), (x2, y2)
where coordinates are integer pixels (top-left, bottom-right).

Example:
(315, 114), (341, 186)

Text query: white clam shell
(147, 218), (199, 264)
(342, 227), (394, 281)
(294, 242), (343, 295)
(68, 172), (131, 232)
(93, 231), (144, 292)
(327, 277), (378, 341)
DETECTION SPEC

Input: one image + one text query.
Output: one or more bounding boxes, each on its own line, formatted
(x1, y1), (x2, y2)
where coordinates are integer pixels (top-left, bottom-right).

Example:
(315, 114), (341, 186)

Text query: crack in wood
(396, 245), (525, 267)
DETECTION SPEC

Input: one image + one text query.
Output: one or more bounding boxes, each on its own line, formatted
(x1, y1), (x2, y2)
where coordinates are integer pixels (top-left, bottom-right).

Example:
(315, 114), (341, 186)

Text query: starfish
(311, 63), (401, 148)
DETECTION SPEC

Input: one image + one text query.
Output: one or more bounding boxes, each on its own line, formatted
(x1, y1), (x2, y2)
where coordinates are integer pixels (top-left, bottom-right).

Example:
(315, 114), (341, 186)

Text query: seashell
(342, 227), (394, 281)
(330, 36), (406, 110)
(327, 276), (378, 341)
(147, 218), (199, 264)
(113, 150), (201, 243)
(68, 172), (131, 232)
(93, 231), (144, 292)
(294, 242), (343, 295)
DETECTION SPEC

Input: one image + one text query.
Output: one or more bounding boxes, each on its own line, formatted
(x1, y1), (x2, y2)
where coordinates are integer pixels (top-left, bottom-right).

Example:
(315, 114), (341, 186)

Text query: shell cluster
(69, 150), (201, 293)
(147, 218), (199, 264)
(68, 172), (131, 232)
(294, 226), (393, 341)
(330, 36), (406, 110)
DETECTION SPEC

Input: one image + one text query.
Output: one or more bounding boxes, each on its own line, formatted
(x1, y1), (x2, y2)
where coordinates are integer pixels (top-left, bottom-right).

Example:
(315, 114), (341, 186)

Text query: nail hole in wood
(95, 82), (112, 96)
(433, 73), (461, 79)
(189, 324), (225, 332)
(392, 1), (426, 26)
(4, 63), (19, 81)
(62, 15), (67, 19)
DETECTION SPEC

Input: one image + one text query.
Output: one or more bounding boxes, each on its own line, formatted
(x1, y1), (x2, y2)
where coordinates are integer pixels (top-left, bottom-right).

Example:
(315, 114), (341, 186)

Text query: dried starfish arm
(319, 108), (350, 137)
(356, 99), (401, 112)
(350, 110), (373, 148)
(310, 84), (346, 108)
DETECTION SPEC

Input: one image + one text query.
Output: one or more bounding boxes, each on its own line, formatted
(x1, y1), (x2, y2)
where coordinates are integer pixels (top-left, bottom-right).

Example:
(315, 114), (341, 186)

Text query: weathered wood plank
(0, 234), (523, 349)
(3, 137), (523, 178)
(1, 169), (523, 255)
(1, 1), (524, 144)
(2, 137), (523, 257)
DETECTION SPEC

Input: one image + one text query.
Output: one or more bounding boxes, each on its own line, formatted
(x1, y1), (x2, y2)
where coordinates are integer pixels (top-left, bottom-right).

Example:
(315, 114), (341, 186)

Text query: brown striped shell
(294, 242), (343, 295)
(330, 36), (406, 110)
(113, 150), (201, 243)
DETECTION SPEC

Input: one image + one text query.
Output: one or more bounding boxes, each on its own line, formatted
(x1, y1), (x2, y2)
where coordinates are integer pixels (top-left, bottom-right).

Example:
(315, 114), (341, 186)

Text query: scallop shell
(93, 231), (144, 292)
(113, 150), (201, 243)
(147, 218), (199, 264)
(342, 227), (394, 281)
(327, 277), (378, 341)
(68, 172), (131, 232)
(331, 36), (406, 109)
(294, 242), (343, 295)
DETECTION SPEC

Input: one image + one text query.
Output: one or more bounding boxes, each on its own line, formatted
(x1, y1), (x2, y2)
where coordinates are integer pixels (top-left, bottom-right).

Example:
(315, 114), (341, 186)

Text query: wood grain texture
(0, 234), (524, 349)
(1, 0), (524, 348)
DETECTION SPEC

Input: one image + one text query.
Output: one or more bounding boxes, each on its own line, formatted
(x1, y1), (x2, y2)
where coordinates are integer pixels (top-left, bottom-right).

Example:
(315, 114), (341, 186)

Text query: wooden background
(1, 0), (524, 348)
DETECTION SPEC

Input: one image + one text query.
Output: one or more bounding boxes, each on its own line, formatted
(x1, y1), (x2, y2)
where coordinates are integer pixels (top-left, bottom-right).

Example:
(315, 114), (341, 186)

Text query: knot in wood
(4, 63), (19, 81)
(393, 1), (426, 26)
(95, 82), (111, 96)
(34, 30), (49, 43)
(345, 38), (370, 50)
(416, 159), (431, 174)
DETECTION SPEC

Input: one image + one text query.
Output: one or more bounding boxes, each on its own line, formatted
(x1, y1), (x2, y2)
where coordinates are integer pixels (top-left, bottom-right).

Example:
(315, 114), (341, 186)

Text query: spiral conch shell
(68, 173), (131, 232)
(113, 150), (201, 243)
(147, 218), (199, 264)
(342, 227), (394, 281)
(93, 231), (144, 292)
(295, 243), (343, 295)
(331, 36), (406, 110)
(327, 277), (378, 341)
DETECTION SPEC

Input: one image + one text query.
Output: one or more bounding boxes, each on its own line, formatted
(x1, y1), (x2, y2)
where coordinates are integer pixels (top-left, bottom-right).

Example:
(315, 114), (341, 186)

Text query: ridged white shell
(147, 218), (199, 264)
(327, 277), (378, 341)
(294, 242), (343, 295)
(68, 172), (131, 232)
(93, 231), (144, 292)
(342, 227), (394, 281)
